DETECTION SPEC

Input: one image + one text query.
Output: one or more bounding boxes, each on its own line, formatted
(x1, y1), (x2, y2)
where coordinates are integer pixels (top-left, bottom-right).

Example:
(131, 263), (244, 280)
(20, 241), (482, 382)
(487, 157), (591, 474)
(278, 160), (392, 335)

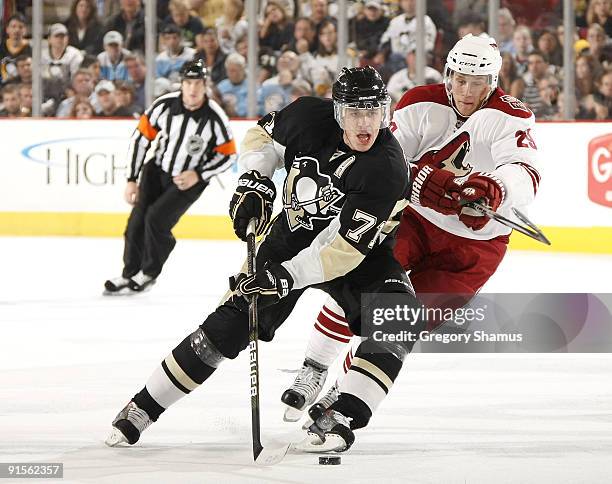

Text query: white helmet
(444, 34), (503, 113)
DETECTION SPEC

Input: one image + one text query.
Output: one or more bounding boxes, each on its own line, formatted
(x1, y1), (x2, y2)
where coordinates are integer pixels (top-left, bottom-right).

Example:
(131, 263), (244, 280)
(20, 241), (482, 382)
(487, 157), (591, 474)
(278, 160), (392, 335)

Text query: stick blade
(254, 444), (291, 466)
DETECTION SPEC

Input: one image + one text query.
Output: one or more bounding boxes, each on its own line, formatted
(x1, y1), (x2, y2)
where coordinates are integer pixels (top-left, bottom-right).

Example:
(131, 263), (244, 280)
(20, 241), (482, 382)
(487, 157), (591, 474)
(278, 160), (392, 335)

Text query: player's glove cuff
(229, 170), (276, 241)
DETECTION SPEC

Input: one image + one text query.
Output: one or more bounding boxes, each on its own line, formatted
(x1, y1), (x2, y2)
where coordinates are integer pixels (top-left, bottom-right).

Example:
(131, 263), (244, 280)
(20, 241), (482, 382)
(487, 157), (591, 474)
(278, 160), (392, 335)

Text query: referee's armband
(137, 114), (159, 141)
(214, 139), (237, 156)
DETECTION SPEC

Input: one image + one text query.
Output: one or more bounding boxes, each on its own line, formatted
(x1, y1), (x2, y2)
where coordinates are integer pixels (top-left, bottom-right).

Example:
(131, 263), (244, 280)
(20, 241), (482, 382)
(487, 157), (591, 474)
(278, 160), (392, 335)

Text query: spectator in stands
(0, 13), (31, 84)
(156, 24), (196, 82)
(55, 68), (98, 117)
(124, 53), (146, 109)
(18, 83), (32, 116)
(235, 35), (249, 59)
(586, 23), (612, 68)
(70, 96), (96, 118)
(106, 0), (147, 53)
(81, 54), (102, 83)
(257, 71), (291, 114)
(499, 52), (521, 98)
(114, 80), (141, 117)
(303, 19), (338, 93)
(309, 0), (332, 35)
(386, 44), (443, 102)
(379, 0), (437, 74)
(193, 29), (227, 84)
(258, 47), (277, 83)
(289, 78), (312, 101)
(582, 69), (612, 118)
(537, 29), (563, 67)
(260, 1), (294, 52)
(537, 74), (561, 119)
(349, 0), (389, 61)
(216, 52), (249, 117)
(287, 17), (317, 54)
(64, 0), (104, 56)
(42, 23), (84, 109)
(575, 53), (598, 102)
(512, 25), (534, 76)
(264, 49), (301, 86)
(587, 0), (612, 38)
(164, 0), (205, 47)
(0, 84), (22, 117)
(191, 0), (225, 34)
(216, 0), (248, 54)
(453, 0), (487, 27)
(95, 80), (133, 117)
(97, 31), (130, 81)
(3, 54), (31, 85)
(516, 50), (553, 117)
(498, 8), (517, 54)
(456, 12), (486, 39)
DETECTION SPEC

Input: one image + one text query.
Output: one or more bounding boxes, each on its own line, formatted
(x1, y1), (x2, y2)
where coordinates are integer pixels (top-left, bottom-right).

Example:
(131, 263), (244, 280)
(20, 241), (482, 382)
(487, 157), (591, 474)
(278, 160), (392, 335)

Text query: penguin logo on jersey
(418, 131), (472, 177)
(186, 135), (204, 155)
(283, 155), (344, 231)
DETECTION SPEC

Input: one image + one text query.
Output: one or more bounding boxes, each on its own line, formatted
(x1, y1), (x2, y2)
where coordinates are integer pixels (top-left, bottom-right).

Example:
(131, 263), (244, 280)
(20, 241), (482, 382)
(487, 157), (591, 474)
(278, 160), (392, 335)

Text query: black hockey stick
(245, 219), (290, 466)
(462, 201), (551, 245)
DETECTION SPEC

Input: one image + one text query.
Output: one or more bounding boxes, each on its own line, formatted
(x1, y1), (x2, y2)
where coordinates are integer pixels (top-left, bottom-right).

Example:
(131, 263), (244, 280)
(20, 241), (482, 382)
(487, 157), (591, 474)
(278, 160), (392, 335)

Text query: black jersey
(253, 96), (410, 290)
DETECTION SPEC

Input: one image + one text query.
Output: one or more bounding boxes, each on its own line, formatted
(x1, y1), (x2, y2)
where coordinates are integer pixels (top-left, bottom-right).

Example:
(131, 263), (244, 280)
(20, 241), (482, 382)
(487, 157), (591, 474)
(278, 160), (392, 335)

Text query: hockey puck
(319, 456), (341, 465)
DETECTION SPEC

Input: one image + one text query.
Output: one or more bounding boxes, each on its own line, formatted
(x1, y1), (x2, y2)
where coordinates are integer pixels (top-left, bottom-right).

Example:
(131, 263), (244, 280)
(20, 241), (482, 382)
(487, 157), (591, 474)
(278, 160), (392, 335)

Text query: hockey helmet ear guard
(180, 59), (208, 81)
(332, 66), (391, 129)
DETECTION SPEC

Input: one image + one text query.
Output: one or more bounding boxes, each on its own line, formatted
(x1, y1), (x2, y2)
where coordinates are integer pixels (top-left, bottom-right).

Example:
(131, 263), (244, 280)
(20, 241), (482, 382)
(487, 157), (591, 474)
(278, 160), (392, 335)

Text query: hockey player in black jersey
(105, 66), (426, 453)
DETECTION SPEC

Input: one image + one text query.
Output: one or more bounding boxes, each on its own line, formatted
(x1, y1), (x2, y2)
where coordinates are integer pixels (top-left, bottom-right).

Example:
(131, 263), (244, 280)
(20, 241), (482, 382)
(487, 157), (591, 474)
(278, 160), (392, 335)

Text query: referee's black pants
(122, 162), (206, 279)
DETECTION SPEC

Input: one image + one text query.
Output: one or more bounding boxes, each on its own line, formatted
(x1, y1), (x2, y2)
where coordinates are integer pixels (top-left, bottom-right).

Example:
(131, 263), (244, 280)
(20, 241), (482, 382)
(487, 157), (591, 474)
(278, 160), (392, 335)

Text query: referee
(104, 59), (237, 295)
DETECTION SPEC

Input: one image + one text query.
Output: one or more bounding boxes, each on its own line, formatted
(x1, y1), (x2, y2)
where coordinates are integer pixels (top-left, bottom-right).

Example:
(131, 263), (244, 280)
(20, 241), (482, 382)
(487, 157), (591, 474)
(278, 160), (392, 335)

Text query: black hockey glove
(229, 170), (276, 241)
(229, 261), (294, 311)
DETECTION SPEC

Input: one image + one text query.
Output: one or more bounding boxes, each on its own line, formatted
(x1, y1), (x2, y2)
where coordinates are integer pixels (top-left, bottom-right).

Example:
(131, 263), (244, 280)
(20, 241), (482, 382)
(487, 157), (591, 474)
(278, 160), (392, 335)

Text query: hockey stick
(245, 219), (290, 466)
(462, 201), (551, 245)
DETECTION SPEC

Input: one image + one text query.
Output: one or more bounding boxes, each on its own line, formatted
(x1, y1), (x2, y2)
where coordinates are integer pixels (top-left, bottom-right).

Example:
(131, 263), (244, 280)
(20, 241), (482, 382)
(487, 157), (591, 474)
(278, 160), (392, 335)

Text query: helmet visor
(333, 98), (391, 129)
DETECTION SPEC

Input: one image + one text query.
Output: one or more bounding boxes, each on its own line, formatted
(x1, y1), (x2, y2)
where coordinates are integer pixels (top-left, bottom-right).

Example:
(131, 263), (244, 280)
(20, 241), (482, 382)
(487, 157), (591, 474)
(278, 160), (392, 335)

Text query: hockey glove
(458, 172), (506, 231)
(229, 170), (276, 241)
(410, 164), (461, 215)
(229, 261), (294, 311)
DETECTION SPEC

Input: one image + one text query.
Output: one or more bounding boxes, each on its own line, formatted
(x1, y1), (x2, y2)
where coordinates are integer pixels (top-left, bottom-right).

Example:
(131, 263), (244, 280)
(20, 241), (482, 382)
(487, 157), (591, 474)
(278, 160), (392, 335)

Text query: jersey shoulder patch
(395, 84), (449, 111)
(483, 89), (533, 119)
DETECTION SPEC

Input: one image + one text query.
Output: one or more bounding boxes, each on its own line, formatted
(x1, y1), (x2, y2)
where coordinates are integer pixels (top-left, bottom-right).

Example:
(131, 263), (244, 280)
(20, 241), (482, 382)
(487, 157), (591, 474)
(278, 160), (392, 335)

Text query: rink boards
(0, 118), (611, 253)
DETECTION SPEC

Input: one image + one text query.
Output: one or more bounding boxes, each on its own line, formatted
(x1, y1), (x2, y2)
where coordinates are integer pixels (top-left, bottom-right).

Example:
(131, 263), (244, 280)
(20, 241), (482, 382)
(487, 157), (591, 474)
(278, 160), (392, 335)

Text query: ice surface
(1, 237), (611, 483)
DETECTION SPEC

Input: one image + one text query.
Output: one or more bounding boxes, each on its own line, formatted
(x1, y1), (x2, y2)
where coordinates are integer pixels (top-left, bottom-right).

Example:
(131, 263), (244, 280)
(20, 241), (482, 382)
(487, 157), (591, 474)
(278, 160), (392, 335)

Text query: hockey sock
(332, 339), (403, 430)
(133, 333), (218, 421)
(306, 297), (353, 368)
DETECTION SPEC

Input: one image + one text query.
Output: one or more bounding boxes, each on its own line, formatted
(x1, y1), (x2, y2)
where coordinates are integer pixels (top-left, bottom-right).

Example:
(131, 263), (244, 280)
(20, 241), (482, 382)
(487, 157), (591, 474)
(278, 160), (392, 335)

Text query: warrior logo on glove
(283, 156), (344, 231)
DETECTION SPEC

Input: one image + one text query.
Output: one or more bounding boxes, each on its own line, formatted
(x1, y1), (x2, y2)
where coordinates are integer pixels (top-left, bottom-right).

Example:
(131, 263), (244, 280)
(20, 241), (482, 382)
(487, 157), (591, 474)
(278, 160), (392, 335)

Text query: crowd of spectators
(2, 0), (612, 120)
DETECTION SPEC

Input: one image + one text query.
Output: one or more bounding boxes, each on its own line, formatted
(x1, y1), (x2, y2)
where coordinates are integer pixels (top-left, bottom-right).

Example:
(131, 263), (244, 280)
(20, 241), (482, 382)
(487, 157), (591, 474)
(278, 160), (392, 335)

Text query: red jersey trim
(483, 89), (534, 119)
(394, 84), (450, 111)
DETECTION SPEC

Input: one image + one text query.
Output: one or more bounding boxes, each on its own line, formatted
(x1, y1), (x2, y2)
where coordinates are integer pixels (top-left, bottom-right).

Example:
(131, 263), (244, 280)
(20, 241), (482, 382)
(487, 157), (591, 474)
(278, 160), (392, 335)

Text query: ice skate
(281, 359), (328, 422)
(103, 276), (133, 296)
(301, 382), (340, 429)
(292, 403), (355, 453)
(128, 271), (156, 292)
(105, 401), (153, 447)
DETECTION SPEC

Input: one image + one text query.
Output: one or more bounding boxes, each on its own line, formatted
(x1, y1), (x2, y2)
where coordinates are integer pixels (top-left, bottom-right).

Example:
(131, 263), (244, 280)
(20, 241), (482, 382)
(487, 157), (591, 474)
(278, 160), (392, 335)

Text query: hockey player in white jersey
(282, 34), (541, 426)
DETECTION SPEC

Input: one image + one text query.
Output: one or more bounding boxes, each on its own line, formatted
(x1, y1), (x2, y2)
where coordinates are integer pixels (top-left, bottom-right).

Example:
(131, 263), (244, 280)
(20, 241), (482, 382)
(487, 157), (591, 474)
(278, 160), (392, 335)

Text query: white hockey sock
(306, 297), (353, 368)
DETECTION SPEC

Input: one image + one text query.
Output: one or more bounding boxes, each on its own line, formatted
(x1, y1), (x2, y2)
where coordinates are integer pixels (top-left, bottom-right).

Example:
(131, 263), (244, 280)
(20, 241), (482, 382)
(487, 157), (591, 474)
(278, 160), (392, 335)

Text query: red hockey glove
(458, 172), (506, 231)
(410, 164), (461, 215)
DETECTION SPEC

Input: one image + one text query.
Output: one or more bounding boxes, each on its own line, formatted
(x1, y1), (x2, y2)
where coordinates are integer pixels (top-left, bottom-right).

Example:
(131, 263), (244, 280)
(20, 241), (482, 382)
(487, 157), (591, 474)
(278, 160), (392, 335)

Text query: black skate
(105, 401), (153, 446)
(293, 403), (355, 453)
(128, 271), (156, 292)
(281, 359), (328, 422)
(103, 276), (133, 296)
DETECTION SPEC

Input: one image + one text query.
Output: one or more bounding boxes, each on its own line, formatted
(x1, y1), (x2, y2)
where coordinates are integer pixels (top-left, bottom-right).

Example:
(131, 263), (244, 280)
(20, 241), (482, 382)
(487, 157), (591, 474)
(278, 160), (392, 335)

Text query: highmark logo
(21, 136), (129, 186)
(587, 133), (612, 208)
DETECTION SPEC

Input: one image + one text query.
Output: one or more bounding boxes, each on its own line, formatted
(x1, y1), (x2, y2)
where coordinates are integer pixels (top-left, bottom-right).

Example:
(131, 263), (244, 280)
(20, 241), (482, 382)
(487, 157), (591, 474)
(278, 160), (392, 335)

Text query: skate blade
(105, 427), (129, 447)
(301, 417), (314, 430)
(283, 404), (305, 422)
(255, 443), (291, 466)
(102, 287), (135, 297)
(292, 433), (347, 453)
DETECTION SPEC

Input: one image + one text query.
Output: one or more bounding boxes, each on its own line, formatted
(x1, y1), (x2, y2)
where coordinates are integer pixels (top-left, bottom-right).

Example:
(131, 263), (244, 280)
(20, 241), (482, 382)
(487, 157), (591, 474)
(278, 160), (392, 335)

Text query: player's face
(342, 107), (383, 152)
(182, 78), (207, 110)
(450, 73), (490, 117)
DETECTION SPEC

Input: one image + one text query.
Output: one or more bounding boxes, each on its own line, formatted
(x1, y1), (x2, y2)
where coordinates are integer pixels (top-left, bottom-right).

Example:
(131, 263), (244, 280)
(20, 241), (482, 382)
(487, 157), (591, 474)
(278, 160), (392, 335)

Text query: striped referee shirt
(127, 91), (237, 182)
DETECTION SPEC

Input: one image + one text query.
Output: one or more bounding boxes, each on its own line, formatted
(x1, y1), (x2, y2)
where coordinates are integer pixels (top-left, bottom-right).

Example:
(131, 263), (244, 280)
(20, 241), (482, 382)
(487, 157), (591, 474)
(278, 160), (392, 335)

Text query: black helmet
(332, 66), (389, 106)
(332, 66), (391, 128)
(180, 59), (208, 80)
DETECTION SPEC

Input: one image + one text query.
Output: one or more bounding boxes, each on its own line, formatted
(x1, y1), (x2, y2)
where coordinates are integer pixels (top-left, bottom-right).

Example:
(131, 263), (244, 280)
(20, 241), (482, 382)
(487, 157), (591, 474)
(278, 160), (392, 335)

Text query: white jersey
(392, 84), (540, 240)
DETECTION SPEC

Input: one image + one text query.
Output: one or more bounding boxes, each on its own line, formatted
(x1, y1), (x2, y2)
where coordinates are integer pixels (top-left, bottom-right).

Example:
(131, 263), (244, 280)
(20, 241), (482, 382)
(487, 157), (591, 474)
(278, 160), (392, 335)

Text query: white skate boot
(281, 359), (328, 422)
(103, 276), (132, 296)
